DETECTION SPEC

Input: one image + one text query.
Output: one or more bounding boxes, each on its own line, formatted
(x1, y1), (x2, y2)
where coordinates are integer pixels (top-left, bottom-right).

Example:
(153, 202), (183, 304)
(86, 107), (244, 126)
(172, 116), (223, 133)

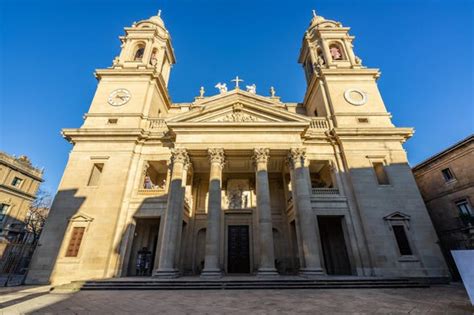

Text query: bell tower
(299, 11), (394, 128)
(82, 11), (176, 129)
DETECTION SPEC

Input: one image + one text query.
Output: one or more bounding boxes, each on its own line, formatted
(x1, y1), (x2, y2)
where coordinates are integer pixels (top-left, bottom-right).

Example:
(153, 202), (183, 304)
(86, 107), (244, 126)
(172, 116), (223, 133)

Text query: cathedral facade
(27, 12), (448, 285)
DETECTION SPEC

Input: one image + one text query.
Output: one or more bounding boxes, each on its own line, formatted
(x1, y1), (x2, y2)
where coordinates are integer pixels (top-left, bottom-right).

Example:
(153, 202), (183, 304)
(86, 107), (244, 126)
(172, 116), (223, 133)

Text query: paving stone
(0, 285), (472, 314)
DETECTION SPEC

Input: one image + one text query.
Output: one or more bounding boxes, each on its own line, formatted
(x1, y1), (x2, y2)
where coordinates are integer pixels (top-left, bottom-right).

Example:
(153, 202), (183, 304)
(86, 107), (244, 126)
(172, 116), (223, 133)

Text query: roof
(412, 134), (474, 171)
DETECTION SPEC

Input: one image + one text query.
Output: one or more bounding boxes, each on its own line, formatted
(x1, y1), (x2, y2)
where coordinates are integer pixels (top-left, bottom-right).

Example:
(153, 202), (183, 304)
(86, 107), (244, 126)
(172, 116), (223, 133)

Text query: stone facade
(0, 152), (43, 254)
(412, 135), (474, 279)
(26, 11), (448, 285)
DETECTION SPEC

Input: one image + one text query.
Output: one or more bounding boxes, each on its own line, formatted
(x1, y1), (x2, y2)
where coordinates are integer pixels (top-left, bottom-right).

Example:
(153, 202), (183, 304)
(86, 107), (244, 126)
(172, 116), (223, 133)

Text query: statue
(355, 56), (362, 65)
(199, 86), (205, 97)
(270, 86), (276, 97)
(246, 84), (256, 94)
(215, 82), (227, 94)
(144, 175), (154, 189)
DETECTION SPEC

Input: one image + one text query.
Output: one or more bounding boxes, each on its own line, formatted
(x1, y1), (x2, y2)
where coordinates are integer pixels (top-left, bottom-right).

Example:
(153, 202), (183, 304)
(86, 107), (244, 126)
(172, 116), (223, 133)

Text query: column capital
(171, 148), (189, 166)
(208, 148), (225, 167)
(253, 148), (270, 165)
(287, 147), (307, 169)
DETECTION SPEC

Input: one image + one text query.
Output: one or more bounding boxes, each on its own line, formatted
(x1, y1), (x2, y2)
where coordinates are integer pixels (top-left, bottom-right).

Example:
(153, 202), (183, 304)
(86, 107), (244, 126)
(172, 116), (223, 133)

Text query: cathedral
(26, 11), (448, 285)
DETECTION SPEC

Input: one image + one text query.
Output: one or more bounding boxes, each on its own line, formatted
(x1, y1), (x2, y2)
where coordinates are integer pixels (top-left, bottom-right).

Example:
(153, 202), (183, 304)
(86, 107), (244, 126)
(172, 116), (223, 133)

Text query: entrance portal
(127, 218), (160, 276)
(227, 225), (250, 274)
(318, 216), (352, 275)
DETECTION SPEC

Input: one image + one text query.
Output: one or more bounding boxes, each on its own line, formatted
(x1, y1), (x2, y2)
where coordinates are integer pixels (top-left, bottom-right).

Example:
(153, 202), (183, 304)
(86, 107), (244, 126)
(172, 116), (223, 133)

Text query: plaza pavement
(0, 284), (472, 314)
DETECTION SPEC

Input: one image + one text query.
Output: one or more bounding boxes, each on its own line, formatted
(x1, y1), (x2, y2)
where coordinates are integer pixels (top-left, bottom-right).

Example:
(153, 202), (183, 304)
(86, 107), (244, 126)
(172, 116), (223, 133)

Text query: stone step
(78, 278), (428, 290)
(81, 284), (427, 290)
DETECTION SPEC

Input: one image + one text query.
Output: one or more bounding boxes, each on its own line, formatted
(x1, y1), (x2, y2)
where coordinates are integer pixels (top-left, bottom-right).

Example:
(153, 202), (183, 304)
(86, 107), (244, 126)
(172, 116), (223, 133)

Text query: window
(456, 199), (473, 216)
(11, 177), (23, 188)
(150, 48), (158, 66)
(87, 163), (104, 186)
(314, 109), (318, 117)
(357, 118), (369, 123)
(134, 46), (145, 61)
(107, 118), (118, 124)
(373, 162), (390, 185)
(65, 227), (85, 257)
(441, 168), (455, 182)
(304, 60), (314, 81)
(0, 204), (9, 222)
(392, 225), (412, 256)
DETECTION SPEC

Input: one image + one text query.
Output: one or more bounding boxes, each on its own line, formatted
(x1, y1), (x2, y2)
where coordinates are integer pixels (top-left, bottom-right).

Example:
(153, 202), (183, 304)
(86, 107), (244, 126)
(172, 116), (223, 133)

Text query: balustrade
(309, 118), (329, 130)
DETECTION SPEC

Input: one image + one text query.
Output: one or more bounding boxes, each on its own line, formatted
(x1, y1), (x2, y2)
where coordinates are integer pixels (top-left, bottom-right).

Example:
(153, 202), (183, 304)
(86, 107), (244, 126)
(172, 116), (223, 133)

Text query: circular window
(344, 88), (367, 106)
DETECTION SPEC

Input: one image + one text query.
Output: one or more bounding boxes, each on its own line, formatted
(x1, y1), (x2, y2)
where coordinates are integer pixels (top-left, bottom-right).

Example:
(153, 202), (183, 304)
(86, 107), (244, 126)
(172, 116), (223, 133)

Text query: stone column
(254, 148), (278, 276)
(155, 148), (189, 278)
(201, 148), (225, 277)
(288, 148), (324, 275)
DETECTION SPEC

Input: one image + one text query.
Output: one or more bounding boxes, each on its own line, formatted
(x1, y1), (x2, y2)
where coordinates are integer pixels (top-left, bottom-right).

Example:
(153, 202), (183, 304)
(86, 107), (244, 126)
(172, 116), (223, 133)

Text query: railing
(137, 188), (166, 196)
(309, 118), (329, 130)
(148, 118), (167, 130)
(311, 188), (340, 195)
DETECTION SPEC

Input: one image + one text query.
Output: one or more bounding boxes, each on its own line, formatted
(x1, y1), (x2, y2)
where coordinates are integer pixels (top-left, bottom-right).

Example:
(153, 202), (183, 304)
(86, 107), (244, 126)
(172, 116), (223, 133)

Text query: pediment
(383, 211), (411, 221)
(69, 212), (94, 222)
(168, 90), (310, 124)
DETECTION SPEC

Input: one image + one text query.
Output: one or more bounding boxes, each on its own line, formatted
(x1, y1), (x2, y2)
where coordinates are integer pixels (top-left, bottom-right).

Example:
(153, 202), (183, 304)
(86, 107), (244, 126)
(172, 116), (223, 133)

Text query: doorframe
(223, 210), (254, 275)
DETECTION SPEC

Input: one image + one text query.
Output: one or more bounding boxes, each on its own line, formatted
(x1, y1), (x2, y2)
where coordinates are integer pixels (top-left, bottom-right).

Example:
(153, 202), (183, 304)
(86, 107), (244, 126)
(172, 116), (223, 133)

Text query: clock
(107, 88), (131, 106)
(343, 88), (367, 106)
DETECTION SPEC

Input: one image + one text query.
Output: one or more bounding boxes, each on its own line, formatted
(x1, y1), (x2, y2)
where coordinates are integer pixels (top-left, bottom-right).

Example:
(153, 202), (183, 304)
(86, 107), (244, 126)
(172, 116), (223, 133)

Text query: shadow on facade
(114, 194), (168, 278)
(3, 162), (460, 312)
(25, 163), (458, 290)
(24, 189), (85, 285)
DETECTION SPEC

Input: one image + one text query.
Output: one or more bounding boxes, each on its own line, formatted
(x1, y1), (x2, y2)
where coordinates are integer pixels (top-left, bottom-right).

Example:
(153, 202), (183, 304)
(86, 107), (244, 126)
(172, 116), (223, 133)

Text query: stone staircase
(75, 277), (430, 291)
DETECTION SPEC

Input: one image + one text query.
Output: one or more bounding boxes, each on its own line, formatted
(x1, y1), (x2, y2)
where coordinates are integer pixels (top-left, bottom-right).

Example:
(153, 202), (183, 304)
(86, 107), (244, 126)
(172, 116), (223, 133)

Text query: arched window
(329, 43), (345, 61)
(150, 48), (158, 66)
(133, 45), (145, 61)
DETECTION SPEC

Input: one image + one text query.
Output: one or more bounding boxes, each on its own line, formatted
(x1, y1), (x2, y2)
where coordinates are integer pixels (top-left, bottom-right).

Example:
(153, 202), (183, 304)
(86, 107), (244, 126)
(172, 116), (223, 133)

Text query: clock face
(107, 89), (131, 106)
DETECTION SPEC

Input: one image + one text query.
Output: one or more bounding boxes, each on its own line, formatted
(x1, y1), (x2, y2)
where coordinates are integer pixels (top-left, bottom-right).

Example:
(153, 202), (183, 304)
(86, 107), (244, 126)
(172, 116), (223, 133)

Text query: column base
(154, 268), (179, 279)
(257, 268), (279, 277)
(299, 267), (325, 277)
(200, 268), (222, 278)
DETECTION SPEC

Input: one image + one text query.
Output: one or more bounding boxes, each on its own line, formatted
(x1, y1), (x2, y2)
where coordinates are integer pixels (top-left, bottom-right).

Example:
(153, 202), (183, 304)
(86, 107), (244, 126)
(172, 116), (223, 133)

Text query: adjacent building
(413, 135), (474, 278)
(26, 11), (448, 285)
(0, 152), (43, 253)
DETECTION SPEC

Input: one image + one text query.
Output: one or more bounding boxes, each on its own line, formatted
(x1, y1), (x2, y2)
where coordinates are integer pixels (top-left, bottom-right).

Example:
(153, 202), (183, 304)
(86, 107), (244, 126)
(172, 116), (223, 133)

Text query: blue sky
(0, 0), (473, 194)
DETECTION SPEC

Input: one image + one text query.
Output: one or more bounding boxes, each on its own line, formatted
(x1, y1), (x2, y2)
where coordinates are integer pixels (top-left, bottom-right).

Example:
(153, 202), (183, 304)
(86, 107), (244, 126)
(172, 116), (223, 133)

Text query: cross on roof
(231, 76), (244, 89)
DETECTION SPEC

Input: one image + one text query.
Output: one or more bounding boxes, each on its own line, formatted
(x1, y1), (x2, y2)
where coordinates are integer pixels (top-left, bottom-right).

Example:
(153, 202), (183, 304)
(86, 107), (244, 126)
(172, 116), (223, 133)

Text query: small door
(227, 225), (250, 273)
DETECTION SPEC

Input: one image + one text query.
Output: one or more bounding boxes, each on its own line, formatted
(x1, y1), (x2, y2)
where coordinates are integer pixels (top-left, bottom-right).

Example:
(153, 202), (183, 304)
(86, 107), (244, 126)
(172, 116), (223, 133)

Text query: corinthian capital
(253, 148), (270, 164)
(287, 147), (306, 169)
(171, 148), (189, 165)
(208, 148), (225, 167)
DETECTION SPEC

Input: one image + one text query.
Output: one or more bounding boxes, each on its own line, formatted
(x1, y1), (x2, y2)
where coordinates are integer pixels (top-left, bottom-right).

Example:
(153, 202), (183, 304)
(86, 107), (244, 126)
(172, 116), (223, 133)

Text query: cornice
(331, 127), (414, 142)
(0, 160), (43, 182)
(0, 185), (36, 201)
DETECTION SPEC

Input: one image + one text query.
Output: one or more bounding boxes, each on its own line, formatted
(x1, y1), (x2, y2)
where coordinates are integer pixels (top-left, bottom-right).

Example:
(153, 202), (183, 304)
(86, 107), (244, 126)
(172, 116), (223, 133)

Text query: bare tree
(24, 189), (51, 244)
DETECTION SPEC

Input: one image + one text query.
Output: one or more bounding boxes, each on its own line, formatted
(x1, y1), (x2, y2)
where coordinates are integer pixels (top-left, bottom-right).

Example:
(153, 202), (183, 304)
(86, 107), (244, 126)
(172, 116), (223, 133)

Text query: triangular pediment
(69, 212), (94, 222)
(383, 211), (411, 221)
(168, 89), (310, 124)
